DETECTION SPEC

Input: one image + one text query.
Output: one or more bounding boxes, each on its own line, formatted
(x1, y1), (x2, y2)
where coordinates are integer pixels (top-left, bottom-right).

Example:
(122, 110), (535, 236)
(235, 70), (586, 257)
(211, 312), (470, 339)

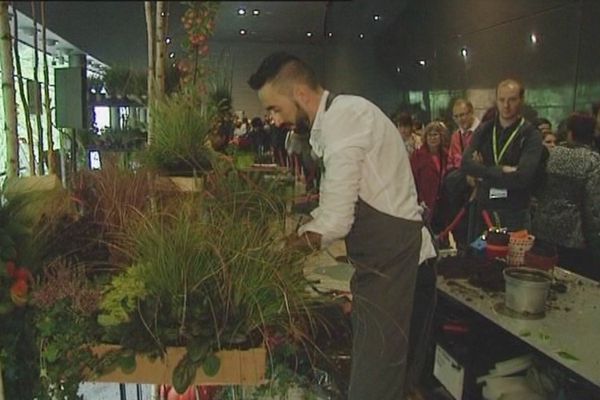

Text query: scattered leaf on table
(557, 351), (579, 361)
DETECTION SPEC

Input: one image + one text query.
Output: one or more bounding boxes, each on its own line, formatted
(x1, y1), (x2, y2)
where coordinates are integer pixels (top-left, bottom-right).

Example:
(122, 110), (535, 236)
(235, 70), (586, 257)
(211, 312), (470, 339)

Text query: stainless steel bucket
(503, 267), (552, 315)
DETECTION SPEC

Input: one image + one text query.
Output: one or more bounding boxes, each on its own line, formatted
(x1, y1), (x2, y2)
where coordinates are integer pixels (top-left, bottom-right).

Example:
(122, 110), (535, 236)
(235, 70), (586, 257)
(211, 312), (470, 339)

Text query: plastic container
(486, 244), (509, 260)
(507, 234), (535, 266)
(523, 250), (558, 271)
(503, 267), (552, 315)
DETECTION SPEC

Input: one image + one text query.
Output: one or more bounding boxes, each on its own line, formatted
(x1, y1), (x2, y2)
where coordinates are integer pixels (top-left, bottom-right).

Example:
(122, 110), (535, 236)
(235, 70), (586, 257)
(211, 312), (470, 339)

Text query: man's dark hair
(567, 113), (596, 144)
(533, 117), (552, 129)
(248, 52), (319, 91)
(394, 112), (413, 128)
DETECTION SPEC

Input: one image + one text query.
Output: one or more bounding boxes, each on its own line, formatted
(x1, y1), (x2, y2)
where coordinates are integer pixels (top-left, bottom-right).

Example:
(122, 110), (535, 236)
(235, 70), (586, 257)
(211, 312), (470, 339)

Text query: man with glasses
(448, 99), (480, 171)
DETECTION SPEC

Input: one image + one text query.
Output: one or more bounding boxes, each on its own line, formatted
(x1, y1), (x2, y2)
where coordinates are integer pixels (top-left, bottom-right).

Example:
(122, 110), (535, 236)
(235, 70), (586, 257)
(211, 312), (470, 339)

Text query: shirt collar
(461, 117), (480, 134)
(310, 90), (329, 156)
(310, 90), (330, 144)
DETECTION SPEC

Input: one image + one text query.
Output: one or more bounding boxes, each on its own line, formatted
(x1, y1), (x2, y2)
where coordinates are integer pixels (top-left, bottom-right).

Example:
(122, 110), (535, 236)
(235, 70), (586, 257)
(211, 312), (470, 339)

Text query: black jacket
(461, 117), (543, 211)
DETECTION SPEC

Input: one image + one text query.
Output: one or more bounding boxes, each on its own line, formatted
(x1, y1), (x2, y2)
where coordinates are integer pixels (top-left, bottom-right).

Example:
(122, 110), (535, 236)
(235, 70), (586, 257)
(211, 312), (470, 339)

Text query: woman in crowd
(533, 113), (600, 280)
(541, 129), (557, 150)
(410, 121), (449, 232)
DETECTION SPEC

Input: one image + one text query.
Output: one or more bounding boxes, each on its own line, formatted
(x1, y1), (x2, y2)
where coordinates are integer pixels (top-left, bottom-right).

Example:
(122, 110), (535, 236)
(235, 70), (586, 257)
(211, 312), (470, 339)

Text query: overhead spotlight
(530, 33), (538, 44)
(239, 29), (247, 36)
(169, 52), (175, 59)
(306, 32), (313, 38)
(460, 47), (468, 58)
(358, 33), (365, 39)
(418, 60), (426, 66)
(373, 14), (381, 21)
(100, 86), (107, 95)
(90, 88), (97, 94)
(160, 11), (166, 17)
(396, 66), (401, 73)
(237, 8), (246, 16)
(328, 32), (333, 38)
(252, 9), (260, 16)
(165, 37), (172, 44)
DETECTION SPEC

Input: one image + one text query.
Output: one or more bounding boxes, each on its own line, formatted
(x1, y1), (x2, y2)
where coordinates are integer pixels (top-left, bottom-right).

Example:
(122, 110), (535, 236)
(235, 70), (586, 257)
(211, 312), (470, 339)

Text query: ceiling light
(90, 88), (97, 94)
(239, 29), (247, 36)
(328, 32), (333, 38)
(396, 66), (401, 73)
(165, 37), (172, 44)
(237, 8), (246, 16)
(160, 12), (166, 17)
(306, 32), (313, 38)
(460, 47), (468, 58)
(418, 60), (426, 66)
(530, 33), (538, 44)
(373, 14), (381, 21)
(359, 33), (365, 39)
(252, 9), (260, 16)
(169, 52), (175, 59)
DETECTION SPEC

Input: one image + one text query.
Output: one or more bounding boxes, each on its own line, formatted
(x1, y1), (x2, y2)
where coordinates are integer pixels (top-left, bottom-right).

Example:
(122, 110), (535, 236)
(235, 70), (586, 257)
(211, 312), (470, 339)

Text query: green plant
(141, 86), (218, 174)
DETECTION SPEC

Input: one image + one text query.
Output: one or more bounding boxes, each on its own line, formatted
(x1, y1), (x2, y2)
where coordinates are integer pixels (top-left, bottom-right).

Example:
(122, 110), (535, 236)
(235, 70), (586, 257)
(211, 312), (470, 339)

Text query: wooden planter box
(4, 174), (62, 195)
(91, 345), (266, 386)
(155, 176), (204, 192)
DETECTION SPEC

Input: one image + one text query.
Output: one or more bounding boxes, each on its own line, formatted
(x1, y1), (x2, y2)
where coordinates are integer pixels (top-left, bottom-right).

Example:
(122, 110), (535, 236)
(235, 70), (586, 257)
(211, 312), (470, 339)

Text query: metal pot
(503, 267), (552, 315)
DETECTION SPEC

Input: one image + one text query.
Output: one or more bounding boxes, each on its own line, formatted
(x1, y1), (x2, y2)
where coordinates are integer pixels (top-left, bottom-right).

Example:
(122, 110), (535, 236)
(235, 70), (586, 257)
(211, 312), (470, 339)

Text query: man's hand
(501, 165), (517, 173)
(472, 151), (483, 164)
(285, 231), (322, 254)
(466, 175), (477, 187)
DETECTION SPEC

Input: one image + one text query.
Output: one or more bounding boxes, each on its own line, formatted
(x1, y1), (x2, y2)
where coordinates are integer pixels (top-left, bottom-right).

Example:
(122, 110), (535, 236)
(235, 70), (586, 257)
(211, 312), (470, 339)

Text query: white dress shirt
(298, 91), (437, 263)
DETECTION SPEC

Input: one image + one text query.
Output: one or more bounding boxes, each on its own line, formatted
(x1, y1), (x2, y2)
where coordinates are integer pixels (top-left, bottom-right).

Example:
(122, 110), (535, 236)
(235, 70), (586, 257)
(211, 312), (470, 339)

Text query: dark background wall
(375, 0), (600, 125)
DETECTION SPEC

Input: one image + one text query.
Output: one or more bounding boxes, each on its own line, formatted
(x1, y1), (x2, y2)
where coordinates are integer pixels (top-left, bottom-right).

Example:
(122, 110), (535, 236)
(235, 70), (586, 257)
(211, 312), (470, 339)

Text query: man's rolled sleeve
(298, 144), (366, 247)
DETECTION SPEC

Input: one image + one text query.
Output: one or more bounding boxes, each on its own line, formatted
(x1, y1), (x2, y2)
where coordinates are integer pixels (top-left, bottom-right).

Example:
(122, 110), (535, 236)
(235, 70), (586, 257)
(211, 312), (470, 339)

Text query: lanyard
(493, 118), (525, 165)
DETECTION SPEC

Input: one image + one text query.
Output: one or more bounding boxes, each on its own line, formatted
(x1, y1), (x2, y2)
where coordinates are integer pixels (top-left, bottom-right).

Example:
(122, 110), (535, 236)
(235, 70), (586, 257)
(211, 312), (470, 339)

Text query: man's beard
(294, 101), (312, 136)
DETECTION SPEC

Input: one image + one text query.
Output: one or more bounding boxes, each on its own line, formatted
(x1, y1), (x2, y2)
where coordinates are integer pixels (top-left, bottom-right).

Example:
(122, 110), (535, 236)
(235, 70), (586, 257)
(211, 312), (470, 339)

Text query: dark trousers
(346, 199), (422, 400)
(405, 259), (438, 391)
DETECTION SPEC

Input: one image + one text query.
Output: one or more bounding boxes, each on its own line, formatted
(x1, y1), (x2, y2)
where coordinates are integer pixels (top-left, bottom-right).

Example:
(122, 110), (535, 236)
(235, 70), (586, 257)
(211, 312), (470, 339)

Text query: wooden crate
(91, 345), (266, 386)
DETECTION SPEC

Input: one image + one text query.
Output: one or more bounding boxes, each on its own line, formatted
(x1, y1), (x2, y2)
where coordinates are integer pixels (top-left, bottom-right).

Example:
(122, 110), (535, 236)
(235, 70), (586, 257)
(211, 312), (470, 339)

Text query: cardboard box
(155, 176), (204, 192)
(433, 343), (465, 400)
(91, 345), (266, 386)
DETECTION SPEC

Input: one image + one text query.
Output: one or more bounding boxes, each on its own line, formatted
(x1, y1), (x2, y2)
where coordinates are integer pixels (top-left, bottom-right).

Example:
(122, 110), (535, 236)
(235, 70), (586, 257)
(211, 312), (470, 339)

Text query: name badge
(489, 188), (508, 199)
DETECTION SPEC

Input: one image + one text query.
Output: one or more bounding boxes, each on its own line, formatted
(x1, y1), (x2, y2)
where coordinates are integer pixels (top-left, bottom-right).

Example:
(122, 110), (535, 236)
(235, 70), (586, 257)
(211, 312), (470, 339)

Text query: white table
(437, 267), (600, 388)
(302, 242), (600, 389)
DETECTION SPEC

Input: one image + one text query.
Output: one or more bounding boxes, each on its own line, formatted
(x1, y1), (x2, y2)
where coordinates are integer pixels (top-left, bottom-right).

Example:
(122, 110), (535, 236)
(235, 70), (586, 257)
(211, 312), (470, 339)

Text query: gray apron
(345, 198), (422, 400)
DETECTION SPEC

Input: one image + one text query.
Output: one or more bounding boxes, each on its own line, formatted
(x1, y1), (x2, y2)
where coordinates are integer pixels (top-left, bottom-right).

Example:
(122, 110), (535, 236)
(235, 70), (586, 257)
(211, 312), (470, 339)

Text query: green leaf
(187, 340), (210, 363)
(519, 331), (531, 337)
(1, 246), (16, 261)
(172, 356), (197, 394)
(202, 353), (221, 377)
(557, 351), (579, 361)
(44, 344), (59, 363)
(119, 352), (137, 374)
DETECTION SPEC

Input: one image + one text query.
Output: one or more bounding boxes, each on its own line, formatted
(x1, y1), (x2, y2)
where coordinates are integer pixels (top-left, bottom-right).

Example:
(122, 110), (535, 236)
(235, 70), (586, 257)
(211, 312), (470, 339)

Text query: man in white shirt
(248, 52), (437, 400)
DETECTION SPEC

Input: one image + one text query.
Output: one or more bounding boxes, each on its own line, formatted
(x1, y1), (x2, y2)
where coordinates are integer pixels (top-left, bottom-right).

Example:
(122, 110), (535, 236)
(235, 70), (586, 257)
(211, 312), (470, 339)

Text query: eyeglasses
(453, 112), (471, 119)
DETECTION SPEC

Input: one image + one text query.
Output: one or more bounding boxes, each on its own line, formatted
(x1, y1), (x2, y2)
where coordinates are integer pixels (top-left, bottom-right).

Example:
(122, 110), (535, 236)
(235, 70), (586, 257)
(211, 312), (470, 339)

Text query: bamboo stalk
(0, 1), (18, 178)
(144, 1), (154, 143)
(0, 359), (5, 400)
(12, 4), (34, 175)
(154, 1), (166, 99)
(31, 1), (44, 175)
(41, 1), (54, 173)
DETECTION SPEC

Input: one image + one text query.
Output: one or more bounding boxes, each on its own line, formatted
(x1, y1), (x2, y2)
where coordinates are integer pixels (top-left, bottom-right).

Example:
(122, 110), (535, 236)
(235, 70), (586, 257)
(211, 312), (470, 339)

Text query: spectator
(541, 130), (557, 150)
(461, 78), (544, 233)
(533, 117), (552, 132)
(448, 99), (480, 171)
(533, 113), (600, 280)
(395, 112), (417, 155)
(411, 121), (449, 232)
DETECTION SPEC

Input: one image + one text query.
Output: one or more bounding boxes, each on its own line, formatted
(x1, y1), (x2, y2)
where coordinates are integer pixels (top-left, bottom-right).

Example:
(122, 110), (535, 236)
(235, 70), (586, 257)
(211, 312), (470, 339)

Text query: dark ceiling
(12, 1), (409, 69)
